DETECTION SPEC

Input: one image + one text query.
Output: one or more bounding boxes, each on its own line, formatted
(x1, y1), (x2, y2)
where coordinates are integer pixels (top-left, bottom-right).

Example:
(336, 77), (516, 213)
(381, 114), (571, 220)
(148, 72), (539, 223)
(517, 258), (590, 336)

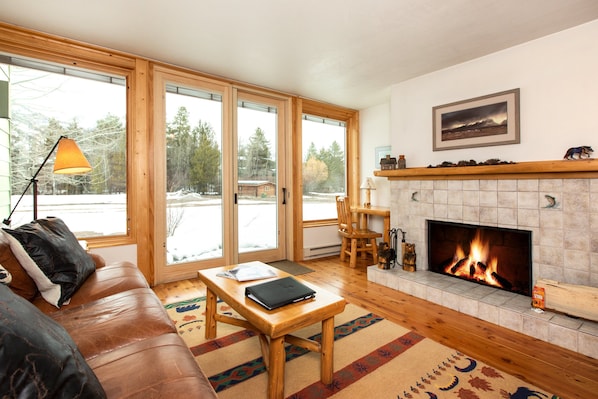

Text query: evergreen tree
(166, 107), (193, 192)
(244, 127), (271, 180)
(190, 121), (220, 194)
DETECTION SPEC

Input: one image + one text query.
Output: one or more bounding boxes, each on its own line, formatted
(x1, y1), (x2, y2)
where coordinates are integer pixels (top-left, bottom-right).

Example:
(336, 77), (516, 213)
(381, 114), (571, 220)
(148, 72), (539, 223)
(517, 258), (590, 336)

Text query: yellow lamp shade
(53, 137), (92, 174)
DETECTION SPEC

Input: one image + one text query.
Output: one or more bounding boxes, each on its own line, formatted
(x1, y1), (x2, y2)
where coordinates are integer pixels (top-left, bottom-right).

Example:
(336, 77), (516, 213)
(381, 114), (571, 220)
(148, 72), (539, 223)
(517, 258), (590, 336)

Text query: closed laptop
(245, 276), (316, 310)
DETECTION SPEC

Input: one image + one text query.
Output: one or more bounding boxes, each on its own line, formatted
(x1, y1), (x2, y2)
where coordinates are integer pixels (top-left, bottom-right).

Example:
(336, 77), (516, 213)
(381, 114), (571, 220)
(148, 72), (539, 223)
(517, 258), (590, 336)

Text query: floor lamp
(2, 135), (92, 226)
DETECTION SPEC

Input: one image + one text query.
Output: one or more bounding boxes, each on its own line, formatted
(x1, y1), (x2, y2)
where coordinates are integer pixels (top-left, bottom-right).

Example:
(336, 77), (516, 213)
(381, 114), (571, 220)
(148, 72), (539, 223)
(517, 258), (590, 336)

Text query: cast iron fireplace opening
(427, 220), (532, 296)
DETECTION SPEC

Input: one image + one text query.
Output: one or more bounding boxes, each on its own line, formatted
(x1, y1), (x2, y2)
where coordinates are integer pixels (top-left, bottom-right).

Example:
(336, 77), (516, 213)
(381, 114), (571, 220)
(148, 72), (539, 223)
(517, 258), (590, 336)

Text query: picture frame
(375, 145), (392, 168)
(432, 88), (520, 151)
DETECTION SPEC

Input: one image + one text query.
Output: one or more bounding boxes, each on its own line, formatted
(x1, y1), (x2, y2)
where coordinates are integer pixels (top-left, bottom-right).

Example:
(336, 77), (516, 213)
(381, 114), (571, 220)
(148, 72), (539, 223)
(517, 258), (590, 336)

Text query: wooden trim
(133, 59), (151, 282)
(293, 99), (359, 261)
(374, 159), (598, 180)
(0, 22), (134, 72)
(292, 98), (304, 260)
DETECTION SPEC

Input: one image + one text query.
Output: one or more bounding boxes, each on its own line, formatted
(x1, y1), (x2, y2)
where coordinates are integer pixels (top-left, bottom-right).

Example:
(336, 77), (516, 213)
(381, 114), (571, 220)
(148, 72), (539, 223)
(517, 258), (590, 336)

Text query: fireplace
(427, 220), (532, 296)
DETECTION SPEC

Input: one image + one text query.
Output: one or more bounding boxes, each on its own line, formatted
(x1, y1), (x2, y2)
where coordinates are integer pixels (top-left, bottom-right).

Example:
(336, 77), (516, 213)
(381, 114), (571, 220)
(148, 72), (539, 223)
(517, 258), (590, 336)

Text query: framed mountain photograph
(433, 88), (520, 151)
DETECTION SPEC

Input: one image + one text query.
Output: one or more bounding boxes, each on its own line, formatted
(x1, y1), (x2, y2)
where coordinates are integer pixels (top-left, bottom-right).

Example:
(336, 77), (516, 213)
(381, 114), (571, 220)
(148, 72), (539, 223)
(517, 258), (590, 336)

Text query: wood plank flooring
(152, 256), (598, 399)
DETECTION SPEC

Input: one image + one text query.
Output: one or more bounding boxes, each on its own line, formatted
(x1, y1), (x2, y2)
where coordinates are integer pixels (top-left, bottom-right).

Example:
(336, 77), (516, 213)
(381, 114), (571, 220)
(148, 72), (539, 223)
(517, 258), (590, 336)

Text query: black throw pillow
(4, 217), (95, 307)
(0, 283), (106, 398)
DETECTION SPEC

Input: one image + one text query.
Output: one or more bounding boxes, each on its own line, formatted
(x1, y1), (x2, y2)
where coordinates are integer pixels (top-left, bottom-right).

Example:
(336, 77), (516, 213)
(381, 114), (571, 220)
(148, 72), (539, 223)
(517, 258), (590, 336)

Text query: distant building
(238, 180), (276, 197)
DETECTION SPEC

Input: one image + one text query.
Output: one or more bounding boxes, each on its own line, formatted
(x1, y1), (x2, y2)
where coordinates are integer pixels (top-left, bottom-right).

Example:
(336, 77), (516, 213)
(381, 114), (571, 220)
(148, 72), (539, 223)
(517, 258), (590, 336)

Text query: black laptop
(245, 276), (316, 310)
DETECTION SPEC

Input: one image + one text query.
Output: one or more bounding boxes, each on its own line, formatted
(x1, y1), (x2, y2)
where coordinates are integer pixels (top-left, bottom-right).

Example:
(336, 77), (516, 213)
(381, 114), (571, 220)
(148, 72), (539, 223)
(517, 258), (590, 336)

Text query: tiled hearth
(368, 266), (598, 359)
(368, 169), (598, 359)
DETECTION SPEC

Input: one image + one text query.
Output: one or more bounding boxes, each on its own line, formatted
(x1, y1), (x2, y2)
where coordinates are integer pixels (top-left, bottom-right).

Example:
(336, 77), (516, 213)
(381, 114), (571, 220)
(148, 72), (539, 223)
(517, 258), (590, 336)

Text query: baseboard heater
(303, 243), (341, 259)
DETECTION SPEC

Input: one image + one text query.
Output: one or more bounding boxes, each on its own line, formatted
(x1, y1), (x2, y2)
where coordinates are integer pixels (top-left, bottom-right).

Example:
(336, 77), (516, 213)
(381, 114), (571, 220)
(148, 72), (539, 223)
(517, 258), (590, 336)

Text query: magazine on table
(216, 261), (277, 282)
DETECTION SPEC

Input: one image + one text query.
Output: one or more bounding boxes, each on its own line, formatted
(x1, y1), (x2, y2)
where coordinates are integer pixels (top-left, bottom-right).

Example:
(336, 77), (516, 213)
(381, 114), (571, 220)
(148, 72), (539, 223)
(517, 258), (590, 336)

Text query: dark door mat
(267, 260), (314, 275)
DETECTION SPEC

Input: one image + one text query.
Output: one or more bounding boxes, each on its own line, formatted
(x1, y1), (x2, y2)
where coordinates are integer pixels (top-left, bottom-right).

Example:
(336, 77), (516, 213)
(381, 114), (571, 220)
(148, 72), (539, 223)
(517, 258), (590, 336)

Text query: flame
(444, 231), (504, 288)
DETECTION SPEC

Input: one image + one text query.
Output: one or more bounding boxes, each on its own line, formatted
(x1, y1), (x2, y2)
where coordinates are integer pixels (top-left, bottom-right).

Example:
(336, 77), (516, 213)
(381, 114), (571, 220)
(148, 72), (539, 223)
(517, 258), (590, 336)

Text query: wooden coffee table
(197, 263), (346, 399)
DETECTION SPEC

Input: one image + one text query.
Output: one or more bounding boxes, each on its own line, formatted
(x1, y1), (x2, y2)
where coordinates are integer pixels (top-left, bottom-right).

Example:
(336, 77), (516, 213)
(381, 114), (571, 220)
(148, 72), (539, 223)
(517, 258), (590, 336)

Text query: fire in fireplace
(427, 220), (532, 296)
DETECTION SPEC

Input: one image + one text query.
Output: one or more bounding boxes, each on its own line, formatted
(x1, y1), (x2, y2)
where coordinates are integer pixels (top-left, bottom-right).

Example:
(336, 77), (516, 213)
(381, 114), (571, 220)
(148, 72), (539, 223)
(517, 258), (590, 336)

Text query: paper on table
(216, 262), (276, 282)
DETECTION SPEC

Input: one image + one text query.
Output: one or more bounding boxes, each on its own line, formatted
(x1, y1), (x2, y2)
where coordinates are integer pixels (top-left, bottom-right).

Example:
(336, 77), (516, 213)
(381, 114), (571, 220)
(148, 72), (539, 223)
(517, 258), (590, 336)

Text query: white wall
(389, 19), (598, 167)
(360, 102), (391, 208)
(357, 102), (391, 237)
(90, 244), (137, 265)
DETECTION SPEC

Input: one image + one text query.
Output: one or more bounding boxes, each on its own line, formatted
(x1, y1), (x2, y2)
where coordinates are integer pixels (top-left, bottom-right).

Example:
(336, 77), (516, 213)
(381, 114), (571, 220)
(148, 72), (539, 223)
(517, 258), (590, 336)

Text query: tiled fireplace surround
(367, 175), (598, 359)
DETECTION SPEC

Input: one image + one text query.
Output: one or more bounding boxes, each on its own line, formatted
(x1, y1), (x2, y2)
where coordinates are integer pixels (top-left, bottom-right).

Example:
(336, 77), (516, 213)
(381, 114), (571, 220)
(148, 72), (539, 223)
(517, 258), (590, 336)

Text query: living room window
(302, 114), (346, 221)
(0, 54), (128, 238)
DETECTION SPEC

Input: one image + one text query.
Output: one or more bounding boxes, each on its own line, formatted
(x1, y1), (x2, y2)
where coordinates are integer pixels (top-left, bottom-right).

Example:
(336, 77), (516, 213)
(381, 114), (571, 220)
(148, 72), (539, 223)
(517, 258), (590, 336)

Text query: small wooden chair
(335, 196), (382, 268)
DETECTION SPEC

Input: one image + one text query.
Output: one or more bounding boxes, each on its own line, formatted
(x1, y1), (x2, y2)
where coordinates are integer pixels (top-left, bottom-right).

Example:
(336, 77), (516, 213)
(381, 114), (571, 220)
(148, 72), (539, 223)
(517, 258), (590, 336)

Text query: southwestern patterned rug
(165, 297), (560, 399)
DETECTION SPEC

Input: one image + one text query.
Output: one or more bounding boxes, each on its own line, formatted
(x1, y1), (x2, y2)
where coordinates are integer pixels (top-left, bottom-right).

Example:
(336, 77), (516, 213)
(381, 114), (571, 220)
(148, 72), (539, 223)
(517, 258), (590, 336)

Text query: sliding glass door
(153, 68), (287, 283)
(236, 91), (286, 263)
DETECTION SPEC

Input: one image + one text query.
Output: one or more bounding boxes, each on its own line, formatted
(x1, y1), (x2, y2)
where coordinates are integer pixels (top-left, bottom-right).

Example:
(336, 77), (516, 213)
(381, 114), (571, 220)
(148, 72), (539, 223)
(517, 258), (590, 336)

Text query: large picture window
(0, 54), (128, 237)
(301, 114), (346, 221)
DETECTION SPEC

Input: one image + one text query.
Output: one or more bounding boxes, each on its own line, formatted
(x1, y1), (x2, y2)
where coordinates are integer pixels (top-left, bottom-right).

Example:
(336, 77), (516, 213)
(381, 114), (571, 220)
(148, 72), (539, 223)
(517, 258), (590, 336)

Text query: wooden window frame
(293, 98), (359, 260)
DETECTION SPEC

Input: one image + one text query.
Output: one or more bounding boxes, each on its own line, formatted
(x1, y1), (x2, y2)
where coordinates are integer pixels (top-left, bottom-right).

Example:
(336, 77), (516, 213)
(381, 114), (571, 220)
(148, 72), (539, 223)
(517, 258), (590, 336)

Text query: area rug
(267, 260), (314, 275)
(165, 297), (559, 399)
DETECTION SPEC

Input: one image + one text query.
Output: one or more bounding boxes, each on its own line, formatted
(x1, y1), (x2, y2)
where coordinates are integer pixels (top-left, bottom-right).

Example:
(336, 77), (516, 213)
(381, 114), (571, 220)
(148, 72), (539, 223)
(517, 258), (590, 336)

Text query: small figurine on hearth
(402, 243), (416, 272)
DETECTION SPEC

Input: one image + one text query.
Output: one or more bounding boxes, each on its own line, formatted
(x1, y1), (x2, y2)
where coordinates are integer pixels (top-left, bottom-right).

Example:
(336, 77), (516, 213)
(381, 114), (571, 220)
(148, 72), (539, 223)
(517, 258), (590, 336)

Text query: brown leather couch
(1, 234), (218, 398)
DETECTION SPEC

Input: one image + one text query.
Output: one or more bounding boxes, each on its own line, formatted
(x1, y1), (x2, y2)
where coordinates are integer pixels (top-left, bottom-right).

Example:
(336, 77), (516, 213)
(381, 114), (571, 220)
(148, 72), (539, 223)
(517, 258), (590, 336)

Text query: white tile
(540, 210), (563, 229)
(578, 332), (598, 359)
(480, 180), (497, 191)
(497, 179), (517, 191)
(548, 323), (578, 352)
(499, 308), (523, 332)
(518, 191), (539, 209)
(426, 286), (443, 305)
(480, 190), (497, 207)
(459, 296), (479, 317)
(522, 316), (550, 341)
(518, 179), (539, 192)
(478, 302), (499, 324)
(463, 180), (480, 191)
(497, 191), (517, 208)
(441, 291), (460, 311)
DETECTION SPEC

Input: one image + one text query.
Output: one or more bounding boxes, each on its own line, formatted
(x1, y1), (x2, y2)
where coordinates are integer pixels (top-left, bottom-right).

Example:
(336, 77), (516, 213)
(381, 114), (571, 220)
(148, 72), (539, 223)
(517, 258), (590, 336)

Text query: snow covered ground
(7, 194), (336, 262)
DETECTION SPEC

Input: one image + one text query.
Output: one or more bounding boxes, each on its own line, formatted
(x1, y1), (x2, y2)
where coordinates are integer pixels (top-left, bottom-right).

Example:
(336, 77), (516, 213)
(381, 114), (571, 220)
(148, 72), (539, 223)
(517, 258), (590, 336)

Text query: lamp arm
(29, 135), (66, 182)
(2, 135), (66, 226)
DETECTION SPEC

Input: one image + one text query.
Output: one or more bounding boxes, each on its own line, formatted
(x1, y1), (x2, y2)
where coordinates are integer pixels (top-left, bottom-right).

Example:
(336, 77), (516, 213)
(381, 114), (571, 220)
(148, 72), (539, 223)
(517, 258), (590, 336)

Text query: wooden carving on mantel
(428, 158), (515, 168)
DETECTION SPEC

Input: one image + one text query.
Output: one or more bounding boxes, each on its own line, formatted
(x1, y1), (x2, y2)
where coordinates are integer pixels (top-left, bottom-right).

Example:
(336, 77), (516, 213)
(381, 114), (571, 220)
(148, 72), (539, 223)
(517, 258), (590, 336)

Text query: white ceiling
(1, 0), (598, 109)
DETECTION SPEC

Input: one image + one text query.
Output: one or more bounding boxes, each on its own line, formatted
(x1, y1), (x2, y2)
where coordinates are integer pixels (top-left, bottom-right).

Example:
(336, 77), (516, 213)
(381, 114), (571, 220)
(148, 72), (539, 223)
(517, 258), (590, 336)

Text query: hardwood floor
(152, 257), (598, 399)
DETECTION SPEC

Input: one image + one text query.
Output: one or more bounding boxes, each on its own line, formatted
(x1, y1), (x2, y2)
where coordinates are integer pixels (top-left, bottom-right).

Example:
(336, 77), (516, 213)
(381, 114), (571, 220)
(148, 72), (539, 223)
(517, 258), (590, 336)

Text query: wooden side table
(352, 205), (391, 243)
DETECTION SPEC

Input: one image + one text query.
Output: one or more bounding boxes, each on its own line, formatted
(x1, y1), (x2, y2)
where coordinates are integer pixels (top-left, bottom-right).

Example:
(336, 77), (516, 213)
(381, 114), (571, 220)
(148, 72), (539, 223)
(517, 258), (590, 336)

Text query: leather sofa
(0, 218), (218, 399)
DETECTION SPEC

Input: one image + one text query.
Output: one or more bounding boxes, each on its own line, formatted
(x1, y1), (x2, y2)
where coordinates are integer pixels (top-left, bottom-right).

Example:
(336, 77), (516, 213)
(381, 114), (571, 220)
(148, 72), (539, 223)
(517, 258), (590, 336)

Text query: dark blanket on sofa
(0, 283), (106, 398)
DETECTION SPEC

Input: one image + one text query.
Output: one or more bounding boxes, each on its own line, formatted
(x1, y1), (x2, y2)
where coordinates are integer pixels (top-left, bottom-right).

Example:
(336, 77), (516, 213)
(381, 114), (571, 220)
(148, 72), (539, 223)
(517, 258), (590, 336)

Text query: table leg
(384, 215), (390, 243)
(204, 287), (217, 339)
(358, 213), (367, 230)
(268, 336), (285, 399)
(320, 316), (335, 384)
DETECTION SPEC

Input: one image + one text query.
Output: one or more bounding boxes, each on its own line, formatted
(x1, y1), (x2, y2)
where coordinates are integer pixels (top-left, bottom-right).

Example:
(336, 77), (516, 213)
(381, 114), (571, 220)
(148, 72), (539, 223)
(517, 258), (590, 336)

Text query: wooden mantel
(374, 159), (598, 180)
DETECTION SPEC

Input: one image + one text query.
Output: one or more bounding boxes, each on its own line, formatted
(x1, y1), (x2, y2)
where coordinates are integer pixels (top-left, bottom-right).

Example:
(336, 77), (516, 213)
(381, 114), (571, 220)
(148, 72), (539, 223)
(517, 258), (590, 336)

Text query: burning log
(476, 261), (487, 272)
(450, 257), (469, 274)
(491, 272), (512, 290)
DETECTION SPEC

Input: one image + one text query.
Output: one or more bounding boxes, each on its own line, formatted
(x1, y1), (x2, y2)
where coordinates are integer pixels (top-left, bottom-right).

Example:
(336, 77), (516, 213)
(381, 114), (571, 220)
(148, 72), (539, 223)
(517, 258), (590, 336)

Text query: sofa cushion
(4, 217), (95, 307)
(0, 283), (106, 398)
(88, 333), (218, 399)
(50, 287), (176, 359)
(33, 261), (149, 314)
(0, 230), (38, 300)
